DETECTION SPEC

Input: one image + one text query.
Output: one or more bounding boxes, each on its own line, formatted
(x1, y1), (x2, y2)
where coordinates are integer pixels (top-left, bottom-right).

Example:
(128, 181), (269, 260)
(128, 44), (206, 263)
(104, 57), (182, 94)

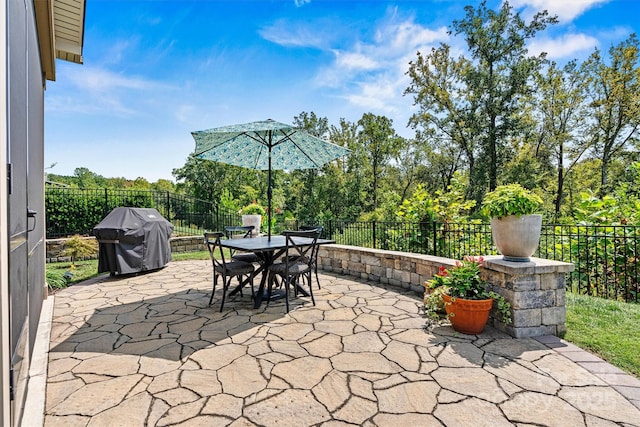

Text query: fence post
(104, 188), (109, 216)
(432, 221), (437, 256)
(372, 221), (377, 249)
(166, 191), (170, 221)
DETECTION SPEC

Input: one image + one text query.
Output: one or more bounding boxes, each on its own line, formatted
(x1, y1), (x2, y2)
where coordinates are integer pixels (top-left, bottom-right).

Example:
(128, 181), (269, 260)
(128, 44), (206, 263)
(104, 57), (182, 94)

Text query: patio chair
(204, 232), (255, 312)
(299, 225), (324, 289)
(267, 229), (320, 312)
(224, 225), (261, 264)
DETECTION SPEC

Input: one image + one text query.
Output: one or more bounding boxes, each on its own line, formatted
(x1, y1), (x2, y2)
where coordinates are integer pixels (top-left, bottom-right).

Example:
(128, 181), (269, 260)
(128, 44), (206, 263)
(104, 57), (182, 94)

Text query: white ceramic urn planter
(242, 215), (262, 236)
(491, 214), (542, 262)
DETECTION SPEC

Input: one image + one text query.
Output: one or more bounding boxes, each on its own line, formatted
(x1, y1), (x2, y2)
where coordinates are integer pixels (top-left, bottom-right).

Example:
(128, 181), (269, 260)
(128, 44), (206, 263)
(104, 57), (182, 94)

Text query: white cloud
(294, 0), (311, 7)
(312, 9), (448, 121)
(335, 50), (379, 71)
(259, 19), (327, 49)
(510, 0), (610, 22)
(47, 65), (174, 117)
(67, 66), (165, 94)
(528, 32), (599, 59)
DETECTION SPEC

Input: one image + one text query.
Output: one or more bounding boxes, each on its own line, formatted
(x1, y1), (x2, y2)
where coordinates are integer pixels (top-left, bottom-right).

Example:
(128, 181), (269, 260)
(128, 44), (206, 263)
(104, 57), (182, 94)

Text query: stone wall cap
(328, 244), (455, 265)
(483, 255), (574, 274)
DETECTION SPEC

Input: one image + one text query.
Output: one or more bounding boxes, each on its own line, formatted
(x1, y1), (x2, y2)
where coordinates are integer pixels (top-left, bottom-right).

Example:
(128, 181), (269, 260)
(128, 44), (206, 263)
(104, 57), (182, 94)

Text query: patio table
(220, 235), (334, 308)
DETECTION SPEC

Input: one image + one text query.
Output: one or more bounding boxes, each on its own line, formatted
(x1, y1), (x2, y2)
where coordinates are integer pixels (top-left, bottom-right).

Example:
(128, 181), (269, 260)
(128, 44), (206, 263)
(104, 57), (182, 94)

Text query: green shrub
(482, 184), (543, 218)
(240, 203), (266, 216)
(46, 268), (67, 290)
(61, 235), (98, 266)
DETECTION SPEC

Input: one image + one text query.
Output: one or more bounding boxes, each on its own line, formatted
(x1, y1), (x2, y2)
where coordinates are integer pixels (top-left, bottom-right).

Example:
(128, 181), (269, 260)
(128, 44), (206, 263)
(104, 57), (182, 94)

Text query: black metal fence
(45, 187), (241, 238)
(304, 220), (639, 303)
(45, 187), (640, 302)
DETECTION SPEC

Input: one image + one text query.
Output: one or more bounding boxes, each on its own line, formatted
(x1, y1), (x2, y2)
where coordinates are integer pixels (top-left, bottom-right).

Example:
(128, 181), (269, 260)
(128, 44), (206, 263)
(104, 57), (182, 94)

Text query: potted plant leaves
(240, 203), (265, 236)
(482, 184), (544, 262)
(424, 256), (512, 334)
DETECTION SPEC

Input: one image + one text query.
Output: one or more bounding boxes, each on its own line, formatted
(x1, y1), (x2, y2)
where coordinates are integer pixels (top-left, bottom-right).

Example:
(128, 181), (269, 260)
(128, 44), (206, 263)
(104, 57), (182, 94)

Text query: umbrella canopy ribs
(192, 119), (350, 239)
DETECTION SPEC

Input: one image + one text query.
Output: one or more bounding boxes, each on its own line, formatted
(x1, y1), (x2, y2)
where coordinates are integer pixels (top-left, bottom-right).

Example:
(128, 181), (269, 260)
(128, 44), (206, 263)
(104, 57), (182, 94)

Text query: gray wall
(5, 0), (46, 424)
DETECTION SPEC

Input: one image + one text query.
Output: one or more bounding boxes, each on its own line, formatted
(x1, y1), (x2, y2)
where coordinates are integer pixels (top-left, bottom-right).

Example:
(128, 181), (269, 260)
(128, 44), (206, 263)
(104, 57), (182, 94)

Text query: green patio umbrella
(191, 119), (350, 239)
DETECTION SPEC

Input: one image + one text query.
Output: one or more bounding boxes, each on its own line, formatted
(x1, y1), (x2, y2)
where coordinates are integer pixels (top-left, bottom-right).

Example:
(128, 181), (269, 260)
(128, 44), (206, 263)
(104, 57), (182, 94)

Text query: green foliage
(46, 187), (156, 236)
(396, 184), (435, 223)
(61, 235), (98, 266)
(46, 260), (100, 289)
(482, 184), (543, 218)
(46, 268), (67, 290)
(356, 113), (402, 211)
(574, 186), (640, 226)
(426, 258), (488, 300)
(424, 256), (512, 324)
(433, 173), (476, 223)
(240, 203), (266, 216)
(407, 0), (557, 203)
(581, 34), (640, 196)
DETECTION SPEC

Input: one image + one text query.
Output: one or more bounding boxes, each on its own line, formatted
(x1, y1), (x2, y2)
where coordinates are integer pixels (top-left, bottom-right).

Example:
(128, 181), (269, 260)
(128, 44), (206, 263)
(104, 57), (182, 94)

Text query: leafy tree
(406, 44), (476, 197)
(407, 1), (557, 203)
(152, 179), (176, 192)
(291, 111), (331, 221)
(132, 177), (151, 189)
(531, 60), (590, 217)
(60, 235), (98, 267)
(331, 118), (361, 220)
(356, 113), (402, 211)
(582, 34), (640, 196)
(74, 167), (107, 188)
(172, 154), (248, 203)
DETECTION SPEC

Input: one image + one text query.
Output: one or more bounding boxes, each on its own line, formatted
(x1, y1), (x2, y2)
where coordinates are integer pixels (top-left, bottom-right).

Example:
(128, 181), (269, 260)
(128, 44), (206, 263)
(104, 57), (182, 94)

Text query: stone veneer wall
(317, 244), (574, 338)
(46, 236), (206, 263)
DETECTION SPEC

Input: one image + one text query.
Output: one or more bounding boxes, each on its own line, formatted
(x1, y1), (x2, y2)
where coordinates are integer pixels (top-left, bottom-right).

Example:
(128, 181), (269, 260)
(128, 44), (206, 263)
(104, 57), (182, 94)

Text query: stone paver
(42, 260), (640, 426)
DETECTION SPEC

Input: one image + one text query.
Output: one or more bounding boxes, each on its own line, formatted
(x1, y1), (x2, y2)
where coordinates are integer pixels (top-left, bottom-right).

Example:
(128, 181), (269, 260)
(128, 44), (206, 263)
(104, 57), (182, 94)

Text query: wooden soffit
(35, 0), (86, 81)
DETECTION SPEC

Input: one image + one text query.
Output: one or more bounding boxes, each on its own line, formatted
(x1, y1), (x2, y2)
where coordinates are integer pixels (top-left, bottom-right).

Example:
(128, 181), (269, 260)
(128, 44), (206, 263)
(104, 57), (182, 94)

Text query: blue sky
(45, 0), (640, 182)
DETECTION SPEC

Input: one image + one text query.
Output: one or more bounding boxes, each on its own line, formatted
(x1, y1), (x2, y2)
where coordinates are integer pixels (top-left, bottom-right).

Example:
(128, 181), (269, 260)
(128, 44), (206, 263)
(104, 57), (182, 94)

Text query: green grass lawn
(45, 253), (640, 378)
(564, 292), (640, 378)
(46, 260), (100, 289)
(46, 251), (212, 289)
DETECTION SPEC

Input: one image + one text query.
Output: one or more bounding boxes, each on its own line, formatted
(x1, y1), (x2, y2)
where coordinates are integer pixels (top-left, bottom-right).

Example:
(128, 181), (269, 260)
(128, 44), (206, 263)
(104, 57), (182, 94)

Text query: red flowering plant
(424, 256), (511, 324)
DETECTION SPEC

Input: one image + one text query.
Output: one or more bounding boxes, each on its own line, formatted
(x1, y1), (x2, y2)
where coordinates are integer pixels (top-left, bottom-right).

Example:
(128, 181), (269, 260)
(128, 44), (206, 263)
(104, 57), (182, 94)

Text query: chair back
(204, 232), (227, 270)
(223, 226), (254, 257)
(300, 225), (323, 238)
(224, 225), (254, 239)
(282, 229), (320, 267)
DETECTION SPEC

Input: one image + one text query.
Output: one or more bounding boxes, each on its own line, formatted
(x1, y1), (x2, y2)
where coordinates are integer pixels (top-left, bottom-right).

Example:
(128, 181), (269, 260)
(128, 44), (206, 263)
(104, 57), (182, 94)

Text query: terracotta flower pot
(442, 293), (493, 335)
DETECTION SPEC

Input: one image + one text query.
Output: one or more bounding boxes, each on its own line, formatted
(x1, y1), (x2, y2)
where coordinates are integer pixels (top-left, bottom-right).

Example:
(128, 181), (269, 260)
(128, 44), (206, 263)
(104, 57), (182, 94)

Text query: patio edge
(22, 295), (54, 427)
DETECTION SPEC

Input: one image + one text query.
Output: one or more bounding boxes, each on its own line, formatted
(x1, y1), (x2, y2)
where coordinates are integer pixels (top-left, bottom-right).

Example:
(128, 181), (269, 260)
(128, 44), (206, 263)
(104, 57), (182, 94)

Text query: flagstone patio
(38, 260), (640, 426)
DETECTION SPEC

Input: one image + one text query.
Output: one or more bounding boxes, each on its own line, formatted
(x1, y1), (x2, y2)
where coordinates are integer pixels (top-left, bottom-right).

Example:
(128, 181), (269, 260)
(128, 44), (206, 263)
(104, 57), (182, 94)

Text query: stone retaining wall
(318, 244), (573, 338)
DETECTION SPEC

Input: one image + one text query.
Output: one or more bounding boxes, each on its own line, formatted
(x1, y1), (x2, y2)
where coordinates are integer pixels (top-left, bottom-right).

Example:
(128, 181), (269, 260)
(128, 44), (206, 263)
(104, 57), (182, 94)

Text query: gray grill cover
(94, 207), (174, 274)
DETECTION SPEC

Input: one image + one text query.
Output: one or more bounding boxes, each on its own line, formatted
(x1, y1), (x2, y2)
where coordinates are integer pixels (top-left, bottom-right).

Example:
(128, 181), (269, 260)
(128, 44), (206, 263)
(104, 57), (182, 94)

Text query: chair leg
(220, 276), (230, 312)
(209, 274), (219, 305)
(284, 276), (290, 313)
(249, 272), (255, 298)
(307, 271), (315, 306)
(314, 264), (321, 289)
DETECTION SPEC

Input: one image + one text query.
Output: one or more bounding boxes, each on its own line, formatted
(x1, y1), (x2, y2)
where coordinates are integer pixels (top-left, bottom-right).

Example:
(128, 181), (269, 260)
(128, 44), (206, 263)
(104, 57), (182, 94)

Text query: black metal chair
(204, 232), (255, 312)
(299, 225), (324, 289)
(267, 229), (320, 312)
(224, 225), (261, 264)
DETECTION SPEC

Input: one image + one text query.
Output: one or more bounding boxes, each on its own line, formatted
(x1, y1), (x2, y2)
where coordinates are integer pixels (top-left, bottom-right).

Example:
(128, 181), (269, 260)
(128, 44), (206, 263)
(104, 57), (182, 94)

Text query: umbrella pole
(268, 132), (272, 241)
